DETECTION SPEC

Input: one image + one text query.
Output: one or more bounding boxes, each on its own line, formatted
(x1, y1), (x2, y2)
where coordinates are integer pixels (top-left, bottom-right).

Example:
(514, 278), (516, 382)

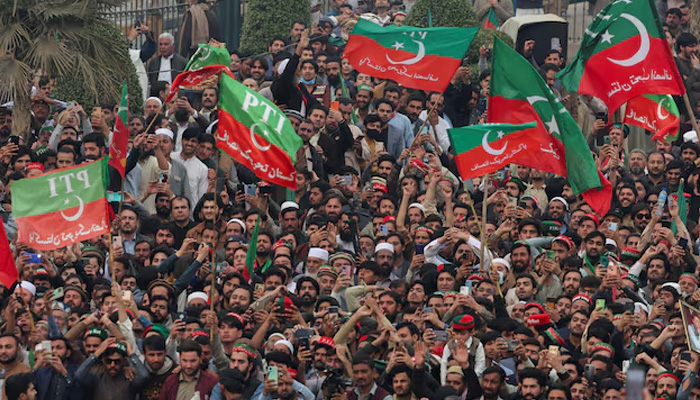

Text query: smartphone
(42, 340), (52, 353)
(550, 37), (561, 50)
(415, 244), (425, 255)
(342, 174), (353, 186)
(604, 136), (611, 145)
(545, 250), (555, 261)
(634, 303), (641, 314)
(626, 366), (645, 400)
(379, 224), (389, 236)
(460, 282), (472, 296)
(294, 328), (315, 338)
(548, 345), (559, 356)
(584, 364), (595, 381)
(254, 283), (264, 298)
(423, 307), (434, 314)
(600, 254), (609, 267)
(328, 306), (339, 314)
(134, 19), (141, 28)
(158, 173), (169, 184)
(66, 101), (76, 109)
(609, 222), (618, 232)
(24, 252), (42, 264)
(178, 312), (186, 321)
(244, 183), (257, 197)
(299, 337), (310, 349)
(596, 298), (606, 310)
(546, 297), (556, 309)
(682, 352), (693, 362)
(50, 287), (64, 301)
(433, 330), (449, 342)
(661, 220), (672, 229)
(107, 192), (123, 202)
(8, 136), (20, 146)
(507, 340), (519, 351)
(680, 237), (689, 248)
(330, 101), (340, 111)
(267, 365), (279, 384)
(112, 235), (123, 249)
(507, 197), (518, 207)
(121, 290), (132, 302)
(622, 360), (630, 373)
(595, 111), (608, 123)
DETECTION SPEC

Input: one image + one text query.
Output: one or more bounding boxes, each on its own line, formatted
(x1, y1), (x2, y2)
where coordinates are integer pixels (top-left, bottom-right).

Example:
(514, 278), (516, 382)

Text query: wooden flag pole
(108, 232), (116, 282)
(682, 93), (700, 134)
(210, 246), (216, 340)
(408, 102), (439, 150)
(480, 174), (490, 272)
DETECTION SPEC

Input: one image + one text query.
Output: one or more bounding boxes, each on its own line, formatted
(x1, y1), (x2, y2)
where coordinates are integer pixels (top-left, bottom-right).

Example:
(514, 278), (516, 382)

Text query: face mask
(299, 77), (316, 85)
(365, 128), (381, 139)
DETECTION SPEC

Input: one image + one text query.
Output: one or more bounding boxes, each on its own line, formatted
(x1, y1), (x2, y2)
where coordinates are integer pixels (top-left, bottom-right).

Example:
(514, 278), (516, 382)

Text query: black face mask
(365, 128), (381, 140)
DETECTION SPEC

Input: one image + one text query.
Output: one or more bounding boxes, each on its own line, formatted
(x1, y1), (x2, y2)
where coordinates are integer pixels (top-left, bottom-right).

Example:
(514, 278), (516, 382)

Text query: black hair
(143, 334), (167, 351)
(178, 339), (202, 355)
(5, 373), (34, 400)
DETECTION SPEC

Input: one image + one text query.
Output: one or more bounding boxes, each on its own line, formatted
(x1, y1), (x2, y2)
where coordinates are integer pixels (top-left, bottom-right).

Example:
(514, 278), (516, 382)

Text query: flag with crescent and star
(489, 38), (613, 216)
(108, 82), (129, 177)
(448, 122), (538, 179)
(184, 43), (231, 72)
(165, 44), (233, 104)
(624, 94), (680, 143)
(344, 19), (478, 92)
(216, 73), (303, 189)
(557, 0), (685, 112)
(12, 158), (110, 250)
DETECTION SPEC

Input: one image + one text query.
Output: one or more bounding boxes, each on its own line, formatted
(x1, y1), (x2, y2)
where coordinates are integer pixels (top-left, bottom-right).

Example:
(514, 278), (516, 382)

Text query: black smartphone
(134, 19), (141, 28)
(682, 352), (693, 362)
(585, 364), (595, 381)
(661, 220), (672, 229)
(299, 337), (310, 349)
(415, 244), (425, 255)
(679, 237), (689, 248)
(8, 136), (20, 146)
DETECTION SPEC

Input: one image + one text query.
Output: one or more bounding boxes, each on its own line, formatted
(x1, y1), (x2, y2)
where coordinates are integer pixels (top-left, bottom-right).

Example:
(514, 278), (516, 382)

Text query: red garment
(158, 370), (219, 400)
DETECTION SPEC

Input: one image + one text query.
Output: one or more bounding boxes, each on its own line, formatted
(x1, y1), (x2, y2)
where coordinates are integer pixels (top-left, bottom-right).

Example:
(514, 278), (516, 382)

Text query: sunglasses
(636, 214), (651, 220)
(104, 358), (123, 365)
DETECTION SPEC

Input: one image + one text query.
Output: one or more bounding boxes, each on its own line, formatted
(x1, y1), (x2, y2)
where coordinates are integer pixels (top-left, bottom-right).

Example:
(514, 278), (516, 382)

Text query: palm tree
(0, 0), (136, 141)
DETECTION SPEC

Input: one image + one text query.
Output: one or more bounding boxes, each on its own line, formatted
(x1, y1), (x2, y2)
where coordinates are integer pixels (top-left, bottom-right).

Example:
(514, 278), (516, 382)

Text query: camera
(323, 368), (353, 397)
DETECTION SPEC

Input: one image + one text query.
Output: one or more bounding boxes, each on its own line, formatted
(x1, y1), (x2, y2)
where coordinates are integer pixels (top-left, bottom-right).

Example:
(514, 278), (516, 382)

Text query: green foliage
(464, 28), (514, 65)
(405, 0), (478, 28)
(239, 0), (311, 55)
(53, 18), (143, 116)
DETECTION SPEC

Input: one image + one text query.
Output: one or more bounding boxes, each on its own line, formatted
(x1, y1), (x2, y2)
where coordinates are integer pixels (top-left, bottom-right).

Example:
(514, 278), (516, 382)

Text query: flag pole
(408, 102), (439, 150)
(480, 174), (490, 272)
(108, 232), (116, 282)
(209, 246), (216, 340)
(682, 93), (700, 134)
(143, 105), (164, 135)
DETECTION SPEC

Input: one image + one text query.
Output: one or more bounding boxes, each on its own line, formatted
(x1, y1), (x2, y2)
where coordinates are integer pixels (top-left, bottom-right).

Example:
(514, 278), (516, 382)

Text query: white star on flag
(497, 131), (505, 139)
(545, 115), (560, 135)
(391, 41), (405, 50)
(601, 30), (614, 44)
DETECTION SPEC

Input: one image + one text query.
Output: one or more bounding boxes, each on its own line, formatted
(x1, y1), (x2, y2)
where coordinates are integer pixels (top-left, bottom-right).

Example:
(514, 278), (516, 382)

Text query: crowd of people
(1, 0), (700, 400)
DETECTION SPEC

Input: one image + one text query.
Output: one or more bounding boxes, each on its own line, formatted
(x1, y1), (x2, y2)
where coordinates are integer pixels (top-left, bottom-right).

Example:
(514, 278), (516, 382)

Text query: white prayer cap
(408, 203), (425, 213)
(549, 196), (569, 210)
(274, 339), (294, 354)
(308, 248), (329, 261)
(226, 218), (246, 233)
(375, 243), (395, 254)
(684, 130), (698, 143)
(605, 238), (617, 248)
(187, 291), (209, 304)
(491, 258), (511, 271)
(281, 201), (300, 211)
(155, 128), (174, 140)
(145, 96), (163, 107)
(19, 281), (36, 296)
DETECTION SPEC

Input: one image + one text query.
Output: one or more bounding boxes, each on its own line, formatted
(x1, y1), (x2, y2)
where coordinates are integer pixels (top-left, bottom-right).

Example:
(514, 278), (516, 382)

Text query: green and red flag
(671, 179), (687, 234)
(484, 8), (499, 29)
(13, 158), (110, 250)
(557, 0), (685, 112)
(108, 82), (129, 177)
(624, 94), (680, 143)
(244, 216), (260, 284)
(166, 43), (233, 103)
(449, 122), (538, 179)
(344, 19), (478, 92)
(216, 73), (302, 189)
(489, 38), (612, 215)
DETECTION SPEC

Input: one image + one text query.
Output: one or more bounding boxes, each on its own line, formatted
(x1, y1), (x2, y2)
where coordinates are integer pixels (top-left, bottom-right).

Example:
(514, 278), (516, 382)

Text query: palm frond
(23, 33), (74, 76)
(0, 58), (33, 104)
(30, 1), (94, 20)
(0, 22), (32, 54)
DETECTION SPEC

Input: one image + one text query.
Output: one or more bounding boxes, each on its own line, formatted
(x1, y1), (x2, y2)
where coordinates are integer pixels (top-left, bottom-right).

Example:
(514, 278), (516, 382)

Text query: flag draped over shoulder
(13, 159), (110, 250)
(344, 19), (478, 91)
(489, 38), (612, 215)
(557, 0), (685, 112)
(108, 82), (129, 177)
(215, 74), (303, 189)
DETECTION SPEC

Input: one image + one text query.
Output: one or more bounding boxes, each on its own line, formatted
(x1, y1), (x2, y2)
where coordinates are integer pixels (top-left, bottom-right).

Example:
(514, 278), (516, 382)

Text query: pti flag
(449, 122), (538, 179)
(108, 82), (129, 177)
(244, 216), (260, 284)
(557, 0), (685, 112)
(215, 73), (303, 189)
(484, 8), (499, 29)
(166, 44), (233, 103)
(489, 38), (612, 215)
(344, 19), (477, 92)
(624, 94), (680, 143)
(13, 159), (110, 250)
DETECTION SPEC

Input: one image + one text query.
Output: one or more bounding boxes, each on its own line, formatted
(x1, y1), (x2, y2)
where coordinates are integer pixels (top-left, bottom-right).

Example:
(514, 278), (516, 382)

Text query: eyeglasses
(636, 213), (651, 220)
(104, 358), (123, 365)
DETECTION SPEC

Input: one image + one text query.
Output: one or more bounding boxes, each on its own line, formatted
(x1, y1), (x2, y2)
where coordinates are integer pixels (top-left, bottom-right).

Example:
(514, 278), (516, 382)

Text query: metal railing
(100, 0), (188, 49)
